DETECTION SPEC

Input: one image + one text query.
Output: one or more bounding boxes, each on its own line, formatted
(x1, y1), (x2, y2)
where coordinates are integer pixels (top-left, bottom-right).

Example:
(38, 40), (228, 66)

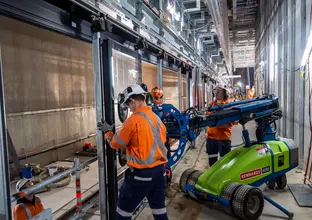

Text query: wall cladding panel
(163, 68), (179, 108)
(0, 15), (95, 162)
(142, 61), (157, 91)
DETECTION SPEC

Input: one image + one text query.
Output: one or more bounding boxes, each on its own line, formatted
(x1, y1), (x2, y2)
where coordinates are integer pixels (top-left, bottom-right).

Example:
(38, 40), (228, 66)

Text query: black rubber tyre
(118, 148), (127, 167)
(276, 174), (287, 189)
(179, 168), (197, 194)
(220, 182), (243, 216)
(117, 103), (128, 123)
(232, 185), (264, 220)
(186, 170), (203, 199)
(266, 180), (276, 190)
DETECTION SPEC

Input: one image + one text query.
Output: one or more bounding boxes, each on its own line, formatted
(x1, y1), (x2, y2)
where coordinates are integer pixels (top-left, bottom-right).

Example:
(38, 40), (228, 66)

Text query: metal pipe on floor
(10, 156), (97, 203)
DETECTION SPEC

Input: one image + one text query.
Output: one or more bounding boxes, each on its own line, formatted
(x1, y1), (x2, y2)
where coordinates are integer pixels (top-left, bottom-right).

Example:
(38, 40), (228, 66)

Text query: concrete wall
(0, 15), (96, 176)
(255, 0), (311, 169)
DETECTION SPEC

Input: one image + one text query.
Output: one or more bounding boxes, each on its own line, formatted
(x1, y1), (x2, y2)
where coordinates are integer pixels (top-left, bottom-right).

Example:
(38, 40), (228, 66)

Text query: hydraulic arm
(151, 94), (281, 167)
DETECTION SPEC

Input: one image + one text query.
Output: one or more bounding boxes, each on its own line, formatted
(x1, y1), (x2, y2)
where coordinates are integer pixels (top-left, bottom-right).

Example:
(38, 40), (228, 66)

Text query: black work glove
(97, 120), (114, 133)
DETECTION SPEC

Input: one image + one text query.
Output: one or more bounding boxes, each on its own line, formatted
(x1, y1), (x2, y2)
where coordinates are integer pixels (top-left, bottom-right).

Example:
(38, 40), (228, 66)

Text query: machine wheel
(186, 170), (203, 199)
(220, 182), (243, 216)
(179, 168), (197, 194)
(118, 148), (127, 167)
(276, 174), (287, 189)
(266, 180), (276, 190)
(232, 185), (264, 220)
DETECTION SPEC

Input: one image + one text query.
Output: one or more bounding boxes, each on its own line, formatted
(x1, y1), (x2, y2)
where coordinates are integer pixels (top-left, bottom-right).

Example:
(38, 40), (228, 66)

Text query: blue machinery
(151, 95), (281, 167)
(149, 95), (295, 219)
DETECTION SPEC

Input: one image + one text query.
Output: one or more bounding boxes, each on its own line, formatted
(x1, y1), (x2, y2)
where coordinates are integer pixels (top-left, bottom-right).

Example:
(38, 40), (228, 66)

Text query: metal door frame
(92, 32), (142, 220)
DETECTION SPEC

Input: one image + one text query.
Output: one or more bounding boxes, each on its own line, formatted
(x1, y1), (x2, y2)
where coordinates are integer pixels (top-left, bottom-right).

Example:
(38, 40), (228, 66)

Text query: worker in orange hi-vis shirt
(151, 86), (164, 105)
(150, 85), (175, 198)
(206, 85), (238, 167)
(97, 84), (168, 220)
(248, 86), (256, 99)
(13, 179), (44, 220)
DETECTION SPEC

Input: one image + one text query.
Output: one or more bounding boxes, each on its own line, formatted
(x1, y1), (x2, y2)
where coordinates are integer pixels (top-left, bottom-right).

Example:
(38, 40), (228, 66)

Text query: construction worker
(151, 86), (163, 105)
(150, 85), (174, 197)
(98, 84), (168, 220)
(206, 85), (238, 166)
(13, 179), (44, 220)
(248, 86), (256, 99)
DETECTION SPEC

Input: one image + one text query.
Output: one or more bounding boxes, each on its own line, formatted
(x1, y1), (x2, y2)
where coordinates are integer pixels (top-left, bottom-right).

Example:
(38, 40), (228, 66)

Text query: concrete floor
(86, 122), (312, 220)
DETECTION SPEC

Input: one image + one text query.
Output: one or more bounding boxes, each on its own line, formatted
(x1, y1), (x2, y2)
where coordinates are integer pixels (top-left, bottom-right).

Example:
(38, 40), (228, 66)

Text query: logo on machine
(262, 166), (270, 174)
(240, 168), (262, 180)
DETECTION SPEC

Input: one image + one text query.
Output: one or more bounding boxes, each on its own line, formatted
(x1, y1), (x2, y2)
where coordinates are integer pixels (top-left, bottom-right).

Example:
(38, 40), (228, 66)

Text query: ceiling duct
(184, 0), (202, 13)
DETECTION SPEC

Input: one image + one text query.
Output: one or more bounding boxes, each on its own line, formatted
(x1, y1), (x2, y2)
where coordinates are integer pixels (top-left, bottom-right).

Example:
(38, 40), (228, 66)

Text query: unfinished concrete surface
(83, 123), (311, 220)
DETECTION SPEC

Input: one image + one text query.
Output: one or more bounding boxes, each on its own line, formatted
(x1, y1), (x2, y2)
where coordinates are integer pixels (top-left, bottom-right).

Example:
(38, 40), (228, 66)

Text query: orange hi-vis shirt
(13, 196), (44, 220)
(206, 100), (238, 141)
(109, 106), (168, 169)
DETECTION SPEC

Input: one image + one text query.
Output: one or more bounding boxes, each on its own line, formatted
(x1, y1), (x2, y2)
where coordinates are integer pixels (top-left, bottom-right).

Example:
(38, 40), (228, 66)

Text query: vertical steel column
(247, 67), (251, 88)
(136, 54), (142, 84)
(178, 66), (182, 111)
(277, 3), (283, 136)
(92, 32), (107, 220)
(102, 39), (118, 220)
(157, 58), (163, 88)
(282, 0), (288, 137)
(186, 69), (190, 109)
(286, 0), (295, 139)
(294, 0), (306, 167)
(202, 76), (205, 108)
(195, 68), (199, 110)
(0, 47), (12, 220)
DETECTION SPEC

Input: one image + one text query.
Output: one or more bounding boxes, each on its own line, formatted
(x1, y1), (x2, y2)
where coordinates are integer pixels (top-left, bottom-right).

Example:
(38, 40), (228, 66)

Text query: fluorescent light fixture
(301, 30), (312, 66)
(222, 75), (241, 79)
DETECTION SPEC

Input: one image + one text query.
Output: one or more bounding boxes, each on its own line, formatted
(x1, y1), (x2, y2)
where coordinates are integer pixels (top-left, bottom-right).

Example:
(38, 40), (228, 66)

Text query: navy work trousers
(117, 164), (168, 220)
(206, 138), (231, 166)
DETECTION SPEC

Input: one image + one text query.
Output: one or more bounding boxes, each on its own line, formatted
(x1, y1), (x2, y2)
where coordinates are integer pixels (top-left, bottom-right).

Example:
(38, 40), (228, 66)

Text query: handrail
(10, 156), (97, 203)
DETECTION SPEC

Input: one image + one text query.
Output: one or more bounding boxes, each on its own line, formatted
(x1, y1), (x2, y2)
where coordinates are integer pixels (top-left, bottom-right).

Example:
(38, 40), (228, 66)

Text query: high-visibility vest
(206, 100), (237, 140)
(14, 198), (47, 220)
(109, 106), (168, 169)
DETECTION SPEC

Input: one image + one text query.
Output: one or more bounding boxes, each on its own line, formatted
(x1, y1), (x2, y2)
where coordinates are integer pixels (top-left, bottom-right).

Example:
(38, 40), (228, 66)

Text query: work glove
(97, 120), (114, 133)
(105, 131), (114, 142)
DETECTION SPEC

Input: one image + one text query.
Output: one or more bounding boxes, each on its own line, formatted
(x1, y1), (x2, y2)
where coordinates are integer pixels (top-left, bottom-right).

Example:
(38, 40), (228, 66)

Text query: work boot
(165, 185), (176, 198)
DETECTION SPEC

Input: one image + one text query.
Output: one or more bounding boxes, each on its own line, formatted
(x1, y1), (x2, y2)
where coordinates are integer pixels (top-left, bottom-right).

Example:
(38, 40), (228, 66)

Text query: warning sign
(240, 168), (262, 180)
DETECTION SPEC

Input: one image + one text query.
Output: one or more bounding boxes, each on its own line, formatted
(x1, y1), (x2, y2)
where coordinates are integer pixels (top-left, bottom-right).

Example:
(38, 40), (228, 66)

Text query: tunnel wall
(255, 0), (311, 168)
(0, 15), (96, 176)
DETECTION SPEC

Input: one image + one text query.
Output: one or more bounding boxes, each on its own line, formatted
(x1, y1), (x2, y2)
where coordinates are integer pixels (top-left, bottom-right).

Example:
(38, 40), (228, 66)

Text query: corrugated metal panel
(255, 0), (310, 167)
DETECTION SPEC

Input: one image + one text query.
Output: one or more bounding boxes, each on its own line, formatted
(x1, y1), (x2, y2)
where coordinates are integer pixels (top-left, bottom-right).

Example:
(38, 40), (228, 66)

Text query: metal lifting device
(118, 94), (297, 219)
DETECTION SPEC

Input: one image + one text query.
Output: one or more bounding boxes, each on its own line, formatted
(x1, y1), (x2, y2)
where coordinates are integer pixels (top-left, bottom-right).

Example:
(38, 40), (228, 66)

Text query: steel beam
(0, 47), (12, 220)
(157, 58), (163, 88)
(186, 70), (191, 109)
(178, 67), (182, 111)
(92, 32), (108, 220)
(102, 39), (118, 220)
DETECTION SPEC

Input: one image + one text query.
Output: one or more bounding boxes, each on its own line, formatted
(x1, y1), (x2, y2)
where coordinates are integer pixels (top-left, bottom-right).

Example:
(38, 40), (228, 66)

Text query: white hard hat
(118, 84), (147, 108)
(16, 178), (31, 192)
(213, 84), (229, 96)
